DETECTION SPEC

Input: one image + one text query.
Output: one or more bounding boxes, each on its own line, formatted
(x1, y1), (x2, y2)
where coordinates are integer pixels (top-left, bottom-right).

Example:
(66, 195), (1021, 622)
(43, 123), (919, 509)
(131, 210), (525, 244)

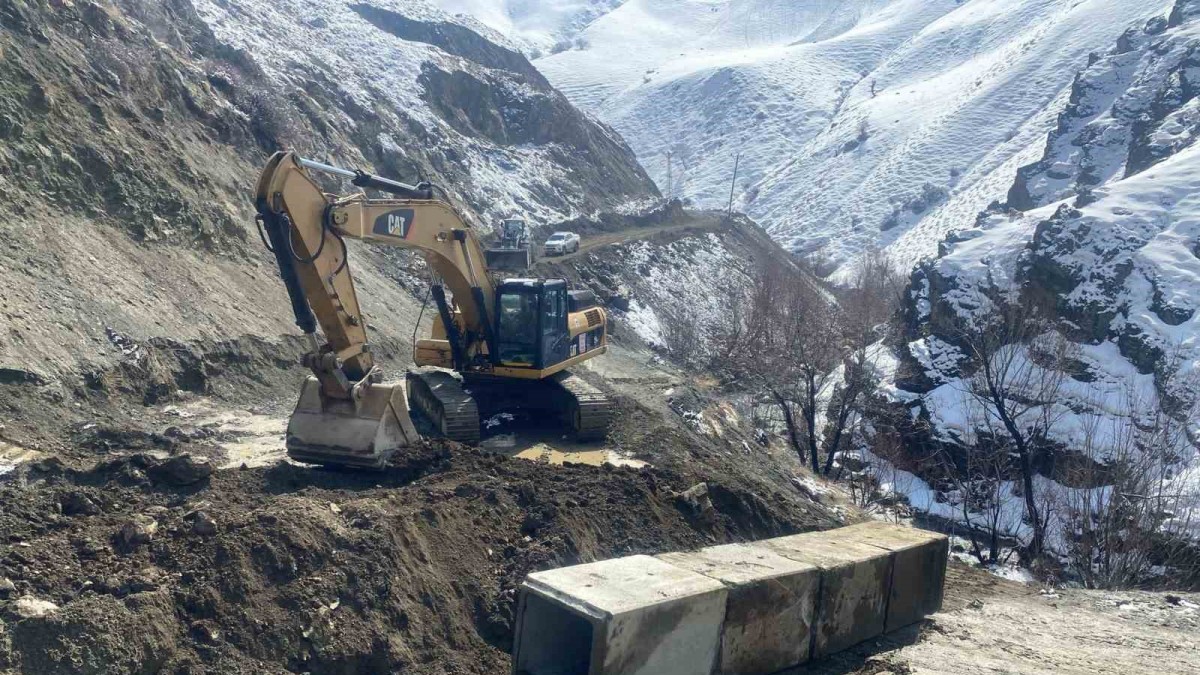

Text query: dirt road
(799, 564), (1200, 675)
(903, 586), (1200, 674)
(537, 216), (726, 264)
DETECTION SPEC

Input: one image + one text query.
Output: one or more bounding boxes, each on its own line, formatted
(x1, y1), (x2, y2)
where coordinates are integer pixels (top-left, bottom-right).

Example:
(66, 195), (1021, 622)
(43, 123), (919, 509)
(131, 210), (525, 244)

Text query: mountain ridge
(456, 0), (1171, 273)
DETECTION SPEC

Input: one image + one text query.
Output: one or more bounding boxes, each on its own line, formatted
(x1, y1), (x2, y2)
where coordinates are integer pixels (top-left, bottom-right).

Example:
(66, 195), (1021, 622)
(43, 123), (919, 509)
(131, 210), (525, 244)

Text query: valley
(2, 1), (1200, 674)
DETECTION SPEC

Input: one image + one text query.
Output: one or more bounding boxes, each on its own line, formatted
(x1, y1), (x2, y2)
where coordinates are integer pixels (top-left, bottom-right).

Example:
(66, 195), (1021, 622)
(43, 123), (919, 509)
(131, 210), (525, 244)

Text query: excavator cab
(494, 280), (569, 369)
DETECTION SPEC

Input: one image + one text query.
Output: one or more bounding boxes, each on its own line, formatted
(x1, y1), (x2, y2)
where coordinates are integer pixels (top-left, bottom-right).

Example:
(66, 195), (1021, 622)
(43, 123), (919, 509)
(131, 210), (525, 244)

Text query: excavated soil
(0, 440), (838, 674)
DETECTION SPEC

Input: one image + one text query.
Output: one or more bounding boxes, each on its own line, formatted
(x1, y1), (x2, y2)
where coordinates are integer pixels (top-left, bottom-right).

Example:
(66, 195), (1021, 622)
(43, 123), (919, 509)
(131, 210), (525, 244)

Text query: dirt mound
(0, 443), (837, 674)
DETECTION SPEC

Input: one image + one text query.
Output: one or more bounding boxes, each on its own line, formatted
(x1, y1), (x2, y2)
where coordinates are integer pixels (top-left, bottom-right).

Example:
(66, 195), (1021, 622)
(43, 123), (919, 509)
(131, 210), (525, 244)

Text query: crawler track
(549, 371), (613, 441)
(406, 371), (481, 444)
(408, 369), (613, 443)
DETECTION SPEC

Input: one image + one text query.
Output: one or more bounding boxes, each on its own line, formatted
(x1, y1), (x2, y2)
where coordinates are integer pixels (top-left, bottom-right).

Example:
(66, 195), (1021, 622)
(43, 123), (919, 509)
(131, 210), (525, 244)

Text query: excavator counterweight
(254, 152), (610, 467)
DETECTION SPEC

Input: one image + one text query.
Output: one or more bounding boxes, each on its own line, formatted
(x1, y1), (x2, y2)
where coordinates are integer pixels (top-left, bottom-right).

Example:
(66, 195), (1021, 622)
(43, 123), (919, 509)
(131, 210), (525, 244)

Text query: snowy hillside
(192, 0), (656, 227)
(434, 0), (625, 53)
(0, 0), (657, 392)
(462, 0), (1170, 273)
(877, 2), (1200, 546)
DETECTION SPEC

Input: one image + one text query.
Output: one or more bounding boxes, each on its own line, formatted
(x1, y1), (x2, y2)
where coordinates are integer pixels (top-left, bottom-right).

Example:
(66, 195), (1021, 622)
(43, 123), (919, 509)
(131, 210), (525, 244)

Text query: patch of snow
(908, 336), (966, 386)
(15, 596), (59, 619)
(483, 412), (515, 429)
(990, 563), (1037, 584)
(621, 298), (666, 348)
(861, 447), (1112, 556)
(792, 473), (835, 499)
(609, 231), (743, 355)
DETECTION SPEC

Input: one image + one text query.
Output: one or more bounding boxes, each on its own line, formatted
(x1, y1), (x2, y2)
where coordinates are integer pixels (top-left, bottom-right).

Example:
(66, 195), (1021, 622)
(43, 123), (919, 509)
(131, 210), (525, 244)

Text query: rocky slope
(0, 0), (656, 451)
(875, 0), (1200, 546)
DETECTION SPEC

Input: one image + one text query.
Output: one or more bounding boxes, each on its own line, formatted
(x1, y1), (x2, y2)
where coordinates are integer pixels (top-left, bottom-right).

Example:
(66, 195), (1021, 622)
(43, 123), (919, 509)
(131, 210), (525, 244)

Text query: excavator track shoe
(407, 370), (481, 443)
(550, 372), (613, 441)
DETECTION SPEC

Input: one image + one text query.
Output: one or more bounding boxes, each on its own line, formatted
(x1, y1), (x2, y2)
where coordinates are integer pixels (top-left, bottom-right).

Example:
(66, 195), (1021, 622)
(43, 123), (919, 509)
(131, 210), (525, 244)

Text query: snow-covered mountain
(878, 1), (1200, 542)
(193, 0), (657, 227)
(452, 0), (1170, 274)
(434, 0), (625, 53)
(898, 0), (1200, 443)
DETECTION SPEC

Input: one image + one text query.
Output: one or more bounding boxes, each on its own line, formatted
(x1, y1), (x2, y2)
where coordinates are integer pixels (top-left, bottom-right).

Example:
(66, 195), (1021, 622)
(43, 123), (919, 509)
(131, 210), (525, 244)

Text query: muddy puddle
(512, 443), (647, 468)
(209, 416), (287, 469)
(148, 401), (288, 469)
(479, 434), (648, 468)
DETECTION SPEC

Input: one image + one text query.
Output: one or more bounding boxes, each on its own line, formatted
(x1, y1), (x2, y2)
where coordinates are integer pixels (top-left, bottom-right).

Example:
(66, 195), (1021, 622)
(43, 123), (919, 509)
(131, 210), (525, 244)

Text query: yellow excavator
(254, 151), (611, 468)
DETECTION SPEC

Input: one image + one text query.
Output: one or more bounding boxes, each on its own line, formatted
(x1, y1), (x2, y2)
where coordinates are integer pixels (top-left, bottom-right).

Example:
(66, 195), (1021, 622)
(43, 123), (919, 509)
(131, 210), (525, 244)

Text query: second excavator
(254, 151), (612, 468)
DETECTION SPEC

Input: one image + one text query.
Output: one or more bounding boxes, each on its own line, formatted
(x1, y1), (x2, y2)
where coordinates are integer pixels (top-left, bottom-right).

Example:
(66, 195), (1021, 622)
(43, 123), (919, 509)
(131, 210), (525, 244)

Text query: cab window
(496, 289), (539, 365)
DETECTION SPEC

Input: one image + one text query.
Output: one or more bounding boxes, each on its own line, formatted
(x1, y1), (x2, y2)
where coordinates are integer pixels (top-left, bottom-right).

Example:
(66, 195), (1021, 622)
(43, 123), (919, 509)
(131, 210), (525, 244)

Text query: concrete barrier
(826, 521), (949, 631)
(512, 554), (728, 675)
(511, 523), (948, 674)
(757, 532), (894, 658)
(657, 543), (819, 674)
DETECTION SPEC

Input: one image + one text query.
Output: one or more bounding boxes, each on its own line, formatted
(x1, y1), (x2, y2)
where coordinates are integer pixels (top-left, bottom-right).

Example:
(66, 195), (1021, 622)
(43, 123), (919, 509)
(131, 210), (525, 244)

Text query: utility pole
(726, 152), (741, 221)
(666, 150), (673, 201)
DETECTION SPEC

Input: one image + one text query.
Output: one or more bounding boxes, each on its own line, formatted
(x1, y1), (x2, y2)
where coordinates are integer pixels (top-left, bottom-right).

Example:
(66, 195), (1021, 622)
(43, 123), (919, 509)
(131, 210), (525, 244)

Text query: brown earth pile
(0, 441), (839, 674)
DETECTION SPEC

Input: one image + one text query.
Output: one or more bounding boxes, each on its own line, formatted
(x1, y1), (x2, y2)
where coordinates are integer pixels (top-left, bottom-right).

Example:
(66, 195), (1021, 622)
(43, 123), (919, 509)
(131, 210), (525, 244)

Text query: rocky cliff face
(1007, 8), (1200, 210)
(904, 0), (1200, 393)
(876, 0), (1200, 540)
(0, 0), (656, 447)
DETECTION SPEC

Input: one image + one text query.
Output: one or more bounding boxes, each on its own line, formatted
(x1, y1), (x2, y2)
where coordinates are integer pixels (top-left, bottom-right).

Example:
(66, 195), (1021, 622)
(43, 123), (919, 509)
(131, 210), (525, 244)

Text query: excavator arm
(254, 151), (504, 467)
(255, 151), (495, 399)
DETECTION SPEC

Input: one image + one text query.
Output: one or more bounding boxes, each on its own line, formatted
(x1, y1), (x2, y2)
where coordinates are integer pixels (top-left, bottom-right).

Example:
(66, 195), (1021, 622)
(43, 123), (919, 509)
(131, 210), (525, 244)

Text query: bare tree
(711, 250), (897, 475)
(711, 260), (842, 471)
(844, 247), (906, 333)
(819, 349), (876, 475)
(1056, 353), (1199, 588)
(956, 301), (1072, 560)
(850, 426), (923, 523)
(937, 391), (1025, 565)
(818, 248), (905, 475)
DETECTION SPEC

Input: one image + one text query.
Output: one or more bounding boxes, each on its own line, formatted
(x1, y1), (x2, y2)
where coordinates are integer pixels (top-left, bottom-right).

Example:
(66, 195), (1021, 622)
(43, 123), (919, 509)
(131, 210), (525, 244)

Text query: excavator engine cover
(285, 376), (420, 469)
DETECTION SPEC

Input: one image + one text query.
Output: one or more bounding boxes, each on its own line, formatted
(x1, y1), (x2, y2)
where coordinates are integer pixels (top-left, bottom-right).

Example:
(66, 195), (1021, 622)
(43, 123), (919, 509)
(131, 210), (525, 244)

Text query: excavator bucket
(285, 376), (421, 469)
(484, 247), (531, 271)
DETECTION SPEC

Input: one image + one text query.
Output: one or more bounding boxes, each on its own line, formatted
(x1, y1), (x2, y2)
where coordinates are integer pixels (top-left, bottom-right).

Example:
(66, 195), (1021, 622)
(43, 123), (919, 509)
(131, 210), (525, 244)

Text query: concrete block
(658, 543), (820, 674)
(757, 532), (893, 658)
(828, 522), (949, 631)
(512, 554), (728, 675)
